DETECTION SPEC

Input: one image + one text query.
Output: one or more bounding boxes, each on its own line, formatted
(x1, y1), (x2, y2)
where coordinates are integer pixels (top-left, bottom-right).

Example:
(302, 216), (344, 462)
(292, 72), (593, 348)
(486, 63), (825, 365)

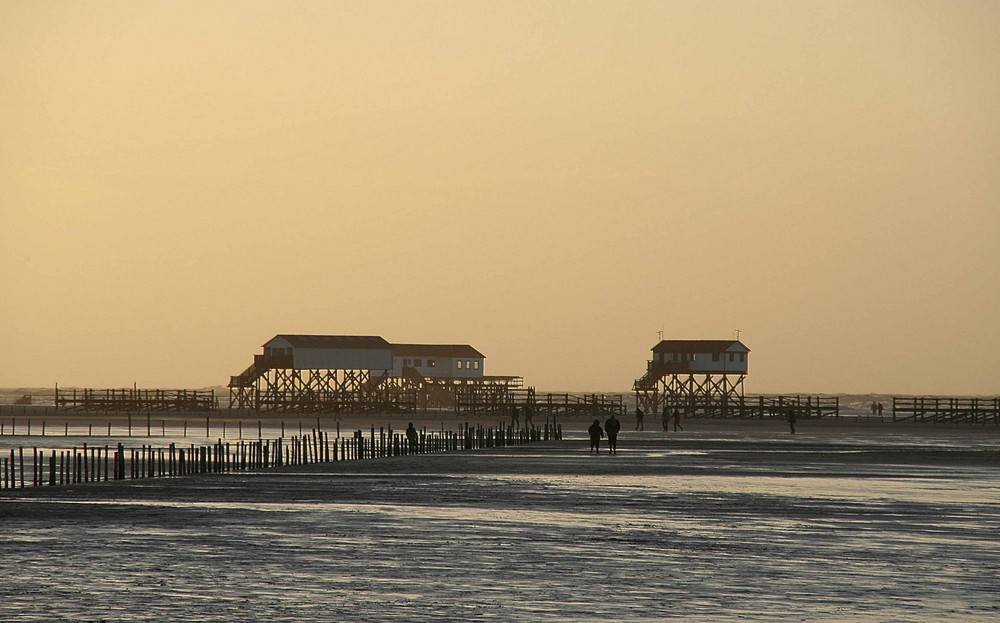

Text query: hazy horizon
(3, 1), (998, 395)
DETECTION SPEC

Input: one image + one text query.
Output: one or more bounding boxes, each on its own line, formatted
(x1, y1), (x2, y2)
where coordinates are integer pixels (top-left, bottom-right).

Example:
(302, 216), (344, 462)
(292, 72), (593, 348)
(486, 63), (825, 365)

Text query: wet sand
(2, 425), (998, 622)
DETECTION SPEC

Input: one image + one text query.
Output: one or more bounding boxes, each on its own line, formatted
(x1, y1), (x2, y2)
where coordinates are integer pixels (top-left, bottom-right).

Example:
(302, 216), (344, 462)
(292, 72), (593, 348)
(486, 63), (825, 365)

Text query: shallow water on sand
(1, 429), (998, 622)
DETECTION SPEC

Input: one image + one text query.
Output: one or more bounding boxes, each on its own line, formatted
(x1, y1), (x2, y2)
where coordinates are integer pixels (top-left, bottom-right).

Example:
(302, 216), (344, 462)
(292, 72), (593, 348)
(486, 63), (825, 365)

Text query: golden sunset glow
(2, 1), (998, 393)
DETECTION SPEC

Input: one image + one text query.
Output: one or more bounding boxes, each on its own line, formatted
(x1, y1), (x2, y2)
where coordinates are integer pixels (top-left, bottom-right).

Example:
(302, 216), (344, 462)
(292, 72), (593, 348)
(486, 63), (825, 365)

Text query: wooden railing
(892, 397), (1000, 424)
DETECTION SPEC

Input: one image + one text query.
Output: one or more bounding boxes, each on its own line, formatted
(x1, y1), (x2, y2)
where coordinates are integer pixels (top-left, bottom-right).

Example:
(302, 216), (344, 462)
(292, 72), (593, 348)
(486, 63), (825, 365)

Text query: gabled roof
(265, 335), (392, 349)
(652, 340), (749, 354)
(392, 344), (485, 358)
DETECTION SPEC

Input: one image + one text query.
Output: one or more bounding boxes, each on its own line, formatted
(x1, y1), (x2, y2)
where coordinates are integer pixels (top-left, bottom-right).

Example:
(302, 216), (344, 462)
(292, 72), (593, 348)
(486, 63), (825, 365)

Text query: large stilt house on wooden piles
(229, 334), (512, 412)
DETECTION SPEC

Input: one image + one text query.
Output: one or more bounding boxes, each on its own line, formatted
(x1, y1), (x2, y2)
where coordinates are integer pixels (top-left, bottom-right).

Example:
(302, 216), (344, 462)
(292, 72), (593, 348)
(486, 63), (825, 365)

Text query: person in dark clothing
(523, 404), (534, 428)
(511, 405), (520, 428)
(604, 414), (622, 454)
(635, 407), (644, 430)
(405, 422), (419, 452)
(661, 405), (670, 431)
(587, 419), (604, 454)
(672, 408), (683, 432)
(788, 409), (796, 434)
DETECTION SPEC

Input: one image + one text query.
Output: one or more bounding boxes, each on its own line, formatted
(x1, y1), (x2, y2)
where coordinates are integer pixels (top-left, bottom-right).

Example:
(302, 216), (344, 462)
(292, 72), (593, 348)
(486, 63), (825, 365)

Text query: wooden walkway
(471, 391), (628, 420)
(892, 397), (1000, 424)
(744, 395), (840, 419)
(651, 395), (840, 419)
(55, 387), (219, 412)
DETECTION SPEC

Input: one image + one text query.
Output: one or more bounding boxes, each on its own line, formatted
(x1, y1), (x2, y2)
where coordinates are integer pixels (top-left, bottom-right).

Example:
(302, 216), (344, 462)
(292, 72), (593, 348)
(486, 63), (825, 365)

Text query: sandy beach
(2, 422), (998, 622)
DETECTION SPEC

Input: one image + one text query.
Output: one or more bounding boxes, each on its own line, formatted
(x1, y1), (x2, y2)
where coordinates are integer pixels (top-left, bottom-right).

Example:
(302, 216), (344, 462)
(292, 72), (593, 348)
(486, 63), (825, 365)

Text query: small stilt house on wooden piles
(634, 339), (750, 417)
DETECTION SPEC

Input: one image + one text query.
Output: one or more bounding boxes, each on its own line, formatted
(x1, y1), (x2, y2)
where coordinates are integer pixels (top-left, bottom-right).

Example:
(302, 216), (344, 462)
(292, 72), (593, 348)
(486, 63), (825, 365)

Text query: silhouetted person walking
(661, 405), (670, 431)
(511, 405), (520, 428)
(405, 422), (419, 453)
(588, 419), (604, 454)
(788, 409), (796, 434)
(877, 402), (884, 421)
(635, 407), (644, 430)
(524, 404), (534, 428)
(605, 414), (621, 454)
(672, 408), (683, 432)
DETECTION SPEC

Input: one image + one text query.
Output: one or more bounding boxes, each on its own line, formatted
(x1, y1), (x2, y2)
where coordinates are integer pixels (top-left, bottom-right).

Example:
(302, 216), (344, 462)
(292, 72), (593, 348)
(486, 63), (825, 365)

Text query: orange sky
(2, 1), (998, 394)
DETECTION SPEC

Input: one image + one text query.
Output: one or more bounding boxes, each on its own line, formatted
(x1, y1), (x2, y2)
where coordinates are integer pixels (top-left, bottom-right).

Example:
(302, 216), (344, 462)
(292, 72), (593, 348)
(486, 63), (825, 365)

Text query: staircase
(229, 353), (292, 388)
(633, 361), (666, 391)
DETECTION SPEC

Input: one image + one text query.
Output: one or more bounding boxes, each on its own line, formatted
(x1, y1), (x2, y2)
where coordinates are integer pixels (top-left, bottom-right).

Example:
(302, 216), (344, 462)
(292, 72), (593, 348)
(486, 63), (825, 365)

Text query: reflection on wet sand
(2, 429), (998, 622)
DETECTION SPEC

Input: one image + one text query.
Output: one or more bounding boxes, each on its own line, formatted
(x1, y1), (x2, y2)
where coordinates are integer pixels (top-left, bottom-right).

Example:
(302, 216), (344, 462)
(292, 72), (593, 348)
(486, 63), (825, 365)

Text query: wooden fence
(1, 422), (561, 491)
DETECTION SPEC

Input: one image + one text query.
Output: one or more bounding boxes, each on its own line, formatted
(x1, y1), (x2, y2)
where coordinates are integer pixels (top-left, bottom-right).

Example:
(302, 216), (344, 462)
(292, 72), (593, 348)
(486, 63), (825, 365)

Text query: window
(457, 360), (463, 370)
(466, 360), (471, 369)
(712, 353), (720, 362)
(739, 353), (745, 362)
(473, 361), (479, 370)
(729, 353), (735, 362)
(404, 359), (411, 366)
(428, 360), (436, 368)
(414, 359), (422, 367)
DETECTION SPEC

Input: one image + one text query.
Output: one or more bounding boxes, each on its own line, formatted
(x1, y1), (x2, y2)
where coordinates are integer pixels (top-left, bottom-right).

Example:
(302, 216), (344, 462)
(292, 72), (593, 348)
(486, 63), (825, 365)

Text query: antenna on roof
(734, 328), (741, 341)
(658, 326), (663, 342)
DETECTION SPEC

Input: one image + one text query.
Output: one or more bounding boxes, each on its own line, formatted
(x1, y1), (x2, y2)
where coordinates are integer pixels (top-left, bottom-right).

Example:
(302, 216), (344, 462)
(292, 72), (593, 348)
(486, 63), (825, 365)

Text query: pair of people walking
(660, 406), (683, 432)
(511, 404), (535, 428)
(588, 414), (622, 454)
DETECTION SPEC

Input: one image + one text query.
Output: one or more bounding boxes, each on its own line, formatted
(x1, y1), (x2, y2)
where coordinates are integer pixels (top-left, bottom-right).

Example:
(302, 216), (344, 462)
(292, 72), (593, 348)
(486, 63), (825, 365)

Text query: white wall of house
(393, 355), (484, 378)
(264, 337), (393, 371)
(293, 347), (393, 371)
(654, 348), (749, 374)
(450, 356), (484, 379)
(263, 336), (293, 357)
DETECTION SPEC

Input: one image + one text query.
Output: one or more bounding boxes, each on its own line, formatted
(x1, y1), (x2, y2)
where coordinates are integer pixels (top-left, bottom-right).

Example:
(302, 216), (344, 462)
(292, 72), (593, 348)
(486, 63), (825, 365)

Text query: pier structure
(892, 396), (1000, 424)
(228, 335), (525, 414)
(744, 394), (839, 419)
(633, 339), (749, 417)
(504, 389), (627, 421)
(55, 386), (218, 412)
